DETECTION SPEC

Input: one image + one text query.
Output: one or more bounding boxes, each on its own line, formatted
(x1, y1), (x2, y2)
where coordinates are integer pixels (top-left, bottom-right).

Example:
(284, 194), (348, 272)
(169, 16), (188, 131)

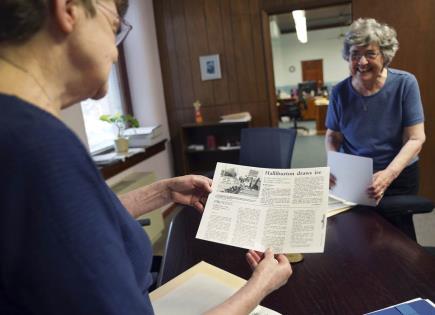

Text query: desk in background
(160, 206), (435, 315)
(314, 97), (329, 135)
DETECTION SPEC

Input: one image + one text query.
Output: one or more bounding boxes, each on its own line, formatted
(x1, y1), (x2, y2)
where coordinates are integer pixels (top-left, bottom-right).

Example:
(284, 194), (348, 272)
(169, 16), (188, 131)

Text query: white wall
(61, 0), (174, 182)
(122, 0), (173, 180)
(60, 103), (89, 148)
(272, 26), (349, 88)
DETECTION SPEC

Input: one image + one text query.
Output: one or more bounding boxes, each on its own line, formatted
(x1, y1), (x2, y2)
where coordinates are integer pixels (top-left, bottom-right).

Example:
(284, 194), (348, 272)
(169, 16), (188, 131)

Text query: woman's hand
(166, 175), (212, 212)
(246, 249), (292, 295)
(204, 249), (292, 315)
(329, 173), (337, 190)
(368, 169), (396, 202)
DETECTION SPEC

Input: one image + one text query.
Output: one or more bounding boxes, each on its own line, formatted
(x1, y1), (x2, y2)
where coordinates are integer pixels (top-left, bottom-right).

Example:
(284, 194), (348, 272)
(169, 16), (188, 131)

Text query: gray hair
(0, 0), (129, 44)
(342, 18), (399, 67)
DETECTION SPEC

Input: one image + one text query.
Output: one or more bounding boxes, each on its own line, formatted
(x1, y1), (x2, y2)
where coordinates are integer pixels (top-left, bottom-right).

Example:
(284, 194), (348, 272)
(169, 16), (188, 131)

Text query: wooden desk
(161, 206), (435, 314)
(314, 98), (328, 135)
(303, 97), (316, 120)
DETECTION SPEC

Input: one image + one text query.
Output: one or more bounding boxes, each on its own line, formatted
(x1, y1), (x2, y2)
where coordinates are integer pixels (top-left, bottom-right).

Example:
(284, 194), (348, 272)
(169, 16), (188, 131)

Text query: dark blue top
(0, 94), (154, 314)
(325, 68), (424, 171)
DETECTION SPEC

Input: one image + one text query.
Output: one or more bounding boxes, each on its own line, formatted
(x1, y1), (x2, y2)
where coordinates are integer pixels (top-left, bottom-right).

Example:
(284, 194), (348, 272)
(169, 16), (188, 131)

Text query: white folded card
(327, 151), (376, 207)
(150, 261), (281, 315)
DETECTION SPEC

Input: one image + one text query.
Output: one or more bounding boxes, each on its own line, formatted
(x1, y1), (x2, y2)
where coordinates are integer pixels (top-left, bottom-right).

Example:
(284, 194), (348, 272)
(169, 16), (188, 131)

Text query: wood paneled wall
(261, 0), (350, 14)
(153, 0), (349, 175)
(352, 0), (435, 201)
(154, 0), (271, 175)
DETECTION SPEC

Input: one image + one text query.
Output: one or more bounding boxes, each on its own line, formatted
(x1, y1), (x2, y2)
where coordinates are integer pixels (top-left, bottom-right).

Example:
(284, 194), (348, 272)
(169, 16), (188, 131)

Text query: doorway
(301, 59), (324, 120)
(265, 3), (351, 131)
(302, 59), (323, 85)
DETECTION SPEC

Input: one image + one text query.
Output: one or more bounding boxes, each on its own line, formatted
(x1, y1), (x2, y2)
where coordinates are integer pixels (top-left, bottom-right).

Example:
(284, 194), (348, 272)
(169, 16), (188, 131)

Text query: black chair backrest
(287, 101), (302, 121)
(239, 127), (297, 169)
(376, 195), (434, 241)
(279, 99), (302, 121)
(157, 208), (201, 287)
(377, 195), (434, 217)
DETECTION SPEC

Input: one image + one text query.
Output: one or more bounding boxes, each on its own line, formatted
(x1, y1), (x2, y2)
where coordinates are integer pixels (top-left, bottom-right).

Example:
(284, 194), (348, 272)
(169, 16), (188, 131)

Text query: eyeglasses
(96, 1), (132, 46)
(350, 51), (381, 61)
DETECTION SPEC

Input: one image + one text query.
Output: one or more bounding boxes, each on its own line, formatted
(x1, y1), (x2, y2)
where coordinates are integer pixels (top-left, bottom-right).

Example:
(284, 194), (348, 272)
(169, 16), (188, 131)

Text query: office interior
(61, 0), (435, 253)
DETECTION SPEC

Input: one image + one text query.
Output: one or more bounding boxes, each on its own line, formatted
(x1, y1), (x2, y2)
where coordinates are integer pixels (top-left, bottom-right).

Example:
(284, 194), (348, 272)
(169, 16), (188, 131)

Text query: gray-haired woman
(0, 0), (291, 314)
(325, 18), (425, 203)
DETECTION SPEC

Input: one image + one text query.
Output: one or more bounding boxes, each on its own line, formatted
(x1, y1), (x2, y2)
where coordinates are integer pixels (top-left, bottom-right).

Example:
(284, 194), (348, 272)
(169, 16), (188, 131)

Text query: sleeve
(402, 74), (425, 127)
(10, 134), (154, 315)
(325, 86), (341, 131)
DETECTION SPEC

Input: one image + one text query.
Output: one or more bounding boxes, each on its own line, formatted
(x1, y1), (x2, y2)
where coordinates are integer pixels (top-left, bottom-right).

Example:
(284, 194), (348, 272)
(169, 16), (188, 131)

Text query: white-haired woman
(325, 18), (425, 204)
(0, 0), (291, 314)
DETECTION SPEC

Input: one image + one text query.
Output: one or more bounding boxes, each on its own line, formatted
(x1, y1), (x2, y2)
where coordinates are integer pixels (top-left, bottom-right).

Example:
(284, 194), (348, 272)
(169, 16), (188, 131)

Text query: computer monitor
(298, 80), (317, 99)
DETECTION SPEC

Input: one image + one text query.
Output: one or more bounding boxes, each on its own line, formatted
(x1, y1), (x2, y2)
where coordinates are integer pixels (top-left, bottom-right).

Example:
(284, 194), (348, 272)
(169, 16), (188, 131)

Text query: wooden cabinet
(302, 97), (317, 120)
(180, 122), (249, 174)
(315, 104), (328, 135)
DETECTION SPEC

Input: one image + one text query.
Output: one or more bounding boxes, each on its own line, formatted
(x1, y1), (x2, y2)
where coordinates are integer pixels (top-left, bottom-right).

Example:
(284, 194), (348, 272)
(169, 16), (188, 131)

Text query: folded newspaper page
(196, 163), (330, 253)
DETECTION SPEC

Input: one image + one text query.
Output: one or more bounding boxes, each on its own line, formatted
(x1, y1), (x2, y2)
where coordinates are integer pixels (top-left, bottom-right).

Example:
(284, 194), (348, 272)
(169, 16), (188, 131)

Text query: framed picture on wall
(199, 54), (222, 81)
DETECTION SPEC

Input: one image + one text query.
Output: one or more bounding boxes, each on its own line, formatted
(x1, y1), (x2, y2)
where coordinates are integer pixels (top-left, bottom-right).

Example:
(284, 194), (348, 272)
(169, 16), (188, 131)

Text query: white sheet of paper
(152, 274), (237, 315)
(327, 151), (376, 206)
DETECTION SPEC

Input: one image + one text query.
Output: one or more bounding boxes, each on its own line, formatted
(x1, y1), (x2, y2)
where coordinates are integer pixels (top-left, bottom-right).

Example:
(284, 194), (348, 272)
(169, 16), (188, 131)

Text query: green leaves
(124, 114), (140, 128)
(99, 113), (139, 138)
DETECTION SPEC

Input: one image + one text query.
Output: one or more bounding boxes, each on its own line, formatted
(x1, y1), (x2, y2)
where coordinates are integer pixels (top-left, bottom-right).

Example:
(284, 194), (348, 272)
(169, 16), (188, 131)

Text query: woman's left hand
(368, 169), (396, 202)
(166, 175), (213, 212)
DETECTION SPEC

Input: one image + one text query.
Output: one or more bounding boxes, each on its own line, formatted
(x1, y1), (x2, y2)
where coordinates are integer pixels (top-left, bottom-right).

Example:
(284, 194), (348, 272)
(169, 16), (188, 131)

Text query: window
(81, 48), (133, 154)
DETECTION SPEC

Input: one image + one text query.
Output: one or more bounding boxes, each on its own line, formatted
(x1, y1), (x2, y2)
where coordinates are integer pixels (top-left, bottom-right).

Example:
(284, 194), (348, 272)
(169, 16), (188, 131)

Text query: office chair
(239, 127), (297, 168)
(157, 207), (202, 286)
(279, 98), (309, 133)
(376, 195), (434, 242)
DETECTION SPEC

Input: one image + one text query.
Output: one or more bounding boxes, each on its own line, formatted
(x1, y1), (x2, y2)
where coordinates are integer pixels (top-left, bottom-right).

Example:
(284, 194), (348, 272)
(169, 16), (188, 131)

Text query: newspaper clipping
(196, 162), (330, 253)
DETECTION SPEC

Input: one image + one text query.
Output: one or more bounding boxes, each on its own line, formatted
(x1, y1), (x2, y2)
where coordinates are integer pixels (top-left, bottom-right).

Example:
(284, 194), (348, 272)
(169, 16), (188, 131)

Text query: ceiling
(273, 4), (352, 34)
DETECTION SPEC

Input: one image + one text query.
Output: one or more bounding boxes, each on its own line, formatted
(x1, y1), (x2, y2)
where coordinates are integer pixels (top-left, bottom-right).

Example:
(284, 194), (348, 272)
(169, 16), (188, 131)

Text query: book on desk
(365, 298), (435, 314)
(92, 148), (145, 165)
(123, 125), (163, 147)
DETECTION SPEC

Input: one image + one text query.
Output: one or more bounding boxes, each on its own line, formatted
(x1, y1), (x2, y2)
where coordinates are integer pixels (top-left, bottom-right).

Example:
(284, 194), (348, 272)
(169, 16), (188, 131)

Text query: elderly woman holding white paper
(325, 18), (425, 203)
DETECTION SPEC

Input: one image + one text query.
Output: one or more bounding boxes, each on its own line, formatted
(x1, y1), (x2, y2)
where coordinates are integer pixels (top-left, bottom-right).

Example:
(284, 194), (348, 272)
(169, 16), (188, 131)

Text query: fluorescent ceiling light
(270, 17), (281, 39)
(292, 10), (308, 43)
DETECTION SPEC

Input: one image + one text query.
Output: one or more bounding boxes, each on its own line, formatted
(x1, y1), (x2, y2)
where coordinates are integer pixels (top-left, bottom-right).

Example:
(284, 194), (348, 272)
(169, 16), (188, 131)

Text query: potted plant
(100, 113), (139, 153)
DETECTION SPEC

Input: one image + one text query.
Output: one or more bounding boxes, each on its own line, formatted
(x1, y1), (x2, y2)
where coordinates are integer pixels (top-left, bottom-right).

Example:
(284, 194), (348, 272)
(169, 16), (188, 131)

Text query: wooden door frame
(260, 0), (351, 127)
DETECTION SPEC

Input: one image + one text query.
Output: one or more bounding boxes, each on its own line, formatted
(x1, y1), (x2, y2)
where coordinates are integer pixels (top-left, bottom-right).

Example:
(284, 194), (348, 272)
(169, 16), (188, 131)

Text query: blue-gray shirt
(326, 68), (424, 171)
(0, 94), (154, 315)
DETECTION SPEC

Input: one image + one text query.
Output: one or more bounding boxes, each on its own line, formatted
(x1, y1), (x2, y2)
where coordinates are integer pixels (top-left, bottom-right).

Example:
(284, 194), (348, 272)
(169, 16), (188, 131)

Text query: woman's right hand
(246, 249), (292, 295)
(329, 173), (337, 189)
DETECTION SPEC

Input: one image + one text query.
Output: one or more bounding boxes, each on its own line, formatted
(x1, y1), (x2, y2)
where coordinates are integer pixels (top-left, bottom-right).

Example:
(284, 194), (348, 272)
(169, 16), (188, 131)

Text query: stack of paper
(92, 148), (145, 165)
(220, 112), (252, 123)
(364, 298), (435, 314)
(123, 125), (163, 147)
(150, 261), (281, 315)
(326, 194), (356, 218)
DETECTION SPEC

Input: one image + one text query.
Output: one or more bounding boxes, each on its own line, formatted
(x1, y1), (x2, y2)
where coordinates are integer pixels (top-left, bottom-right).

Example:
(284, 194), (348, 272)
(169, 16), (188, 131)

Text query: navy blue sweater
(0, 94), (154, 314)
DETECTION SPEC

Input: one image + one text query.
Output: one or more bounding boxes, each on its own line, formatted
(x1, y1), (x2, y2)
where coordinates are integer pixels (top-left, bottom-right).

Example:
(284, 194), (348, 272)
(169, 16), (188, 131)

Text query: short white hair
(342, 18), (399, 66)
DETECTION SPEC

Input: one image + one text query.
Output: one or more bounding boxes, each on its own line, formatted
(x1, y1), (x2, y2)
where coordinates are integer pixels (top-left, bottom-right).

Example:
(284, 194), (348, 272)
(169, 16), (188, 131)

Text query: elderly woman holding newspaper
(0, 0), (291, 314)
(325, 18), (425, 203)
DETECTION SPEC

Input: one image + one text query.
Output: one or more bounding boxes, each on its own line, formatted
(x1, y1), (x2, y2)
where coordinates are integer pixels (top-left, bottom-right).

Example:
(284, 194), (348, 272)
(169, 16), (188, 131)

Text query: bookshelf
(180, 121), (249, 174)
